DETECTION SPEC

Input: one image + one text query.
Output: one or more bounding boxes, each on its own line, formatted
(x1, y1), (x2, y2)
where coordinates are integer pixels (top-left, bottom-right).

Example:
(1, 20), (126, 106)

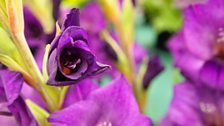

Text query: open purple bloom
(169, 0), (224, 90)
(143, 55), (164, 89)
(48, 76), (152, 126)
(47, 8), (109, 86)
(160, 81), (224, 126)
(0, 70), (36, 126)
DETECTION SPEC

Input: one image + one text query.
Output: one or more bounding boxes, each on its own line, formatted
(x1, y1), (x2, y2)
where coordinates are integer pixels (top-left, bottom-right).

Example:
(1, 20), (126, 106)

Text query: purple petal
(63, 8), (80, 30)
(0, 70), (37, 126)
(199, 60), (224, 90)
(168, 31), (204, 82)
(48, 76), (151, 126)
(0, 115), (18, 126)
(52, 0), (61, 21)
(161, 81), (224, 125)
(162, 82), (203, 125)
(184, 8), (215, 60)
(62, 79), (99, 108)
(8, 97), (37, 126)
(0, 70), (23, 105)
(21, 84), (47, 109)
(143, 55), (164, 89)
(133, 43), (147, 65)
(183, 0), (224, 59)
(80, 2), (107, 34)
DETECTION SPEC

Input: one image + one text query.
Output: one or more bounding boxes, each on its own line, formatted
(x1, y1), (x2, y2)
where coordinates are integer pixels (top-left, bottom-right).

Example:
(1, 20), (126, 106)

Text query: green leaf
(26, 99), (51, 126)
(42, 44), (50, 82)
(0, 53), (29, 76)
(41, 44), (63, 111)
(0, 27), (26, 69)
(5, 0), (24, 35)
(97, 0), (121, 25)
(121, 0), (134, 46)
(101, 30), (129, 69)
(143, 0), (182, 32)
(62, 0), (88, 7)
(0, 0), (9, 31)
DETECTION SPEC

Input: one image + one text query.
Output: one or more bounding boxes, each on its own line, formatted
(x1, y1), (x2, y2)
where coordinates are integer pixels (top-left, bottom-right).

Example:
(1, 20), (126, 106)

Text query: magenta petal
(62, 79), (99, 108)
(48, 76), (151, 126)
(199, 60), (224, 90)
(168, 31), (204, 81)
(161, 82), (203, 125)
(133, 43), (147, 65)
(143, 55), (164, 89)
(63, 8), (80, 29)
(8, 97), (37, 126)
(80, 2), (106, 34)
(0, 70), (23, 105)
(184, 8), (215, 60)
(0, 70), (37, 126)
(183, 0), (224, 59)
(161, 81), (224, 125)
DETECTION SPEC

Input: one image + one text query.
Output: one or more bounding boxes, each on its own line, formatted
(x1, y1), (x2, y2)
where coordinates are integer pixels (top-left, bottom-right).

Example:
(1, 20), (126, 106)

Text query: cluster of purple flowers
(6, 0), (224, 125)
(163, 0), (224, 125)
(0, 0), (166, 126)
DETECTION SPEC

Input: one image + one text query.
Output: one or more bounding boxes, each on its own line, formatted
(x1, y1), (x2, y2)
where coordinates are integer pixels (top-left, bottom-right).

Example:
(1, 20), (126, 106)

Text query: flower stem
(11, 33), (58, 112)
(114, 19), (147, 114)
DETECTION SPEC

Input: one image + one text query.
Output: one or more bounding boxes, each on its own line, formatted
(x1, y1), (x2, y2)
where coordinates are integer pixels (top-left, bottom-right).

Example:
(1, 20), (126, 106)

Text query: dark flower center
(214, 28), (224, 62)
(60, 49), (82, 75)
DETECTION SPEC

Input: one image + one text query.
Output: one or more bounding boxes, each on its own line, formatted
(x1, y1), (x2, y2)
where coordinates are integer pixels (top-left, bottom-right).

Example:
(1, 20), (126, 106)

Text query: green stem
(114, 18), (147, 113)
(12, 33), (58, 112)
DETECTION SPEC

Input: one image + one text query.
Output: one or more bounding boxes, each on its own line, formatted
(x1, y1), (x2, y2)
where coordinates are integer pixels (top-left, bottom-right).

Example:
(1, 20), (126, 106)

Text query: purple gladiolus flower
(47, 8), (109, 86)
(169, 0), (224, 90)
(143, 56), (164, 89)
(0, 70), (36, 126)
(48, 76), (152, 126)
(160, 81), (224, 126)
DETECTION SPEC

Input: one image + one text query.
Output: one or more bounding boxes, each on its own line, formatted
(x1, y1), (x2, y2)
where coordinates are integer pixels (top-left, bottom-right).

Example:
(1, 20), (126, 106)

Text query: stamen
(96, 121), (112, 126)
(200, 102), (216, 113)
(67, 59), (81, 69)
(217, 28), (224, 43)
